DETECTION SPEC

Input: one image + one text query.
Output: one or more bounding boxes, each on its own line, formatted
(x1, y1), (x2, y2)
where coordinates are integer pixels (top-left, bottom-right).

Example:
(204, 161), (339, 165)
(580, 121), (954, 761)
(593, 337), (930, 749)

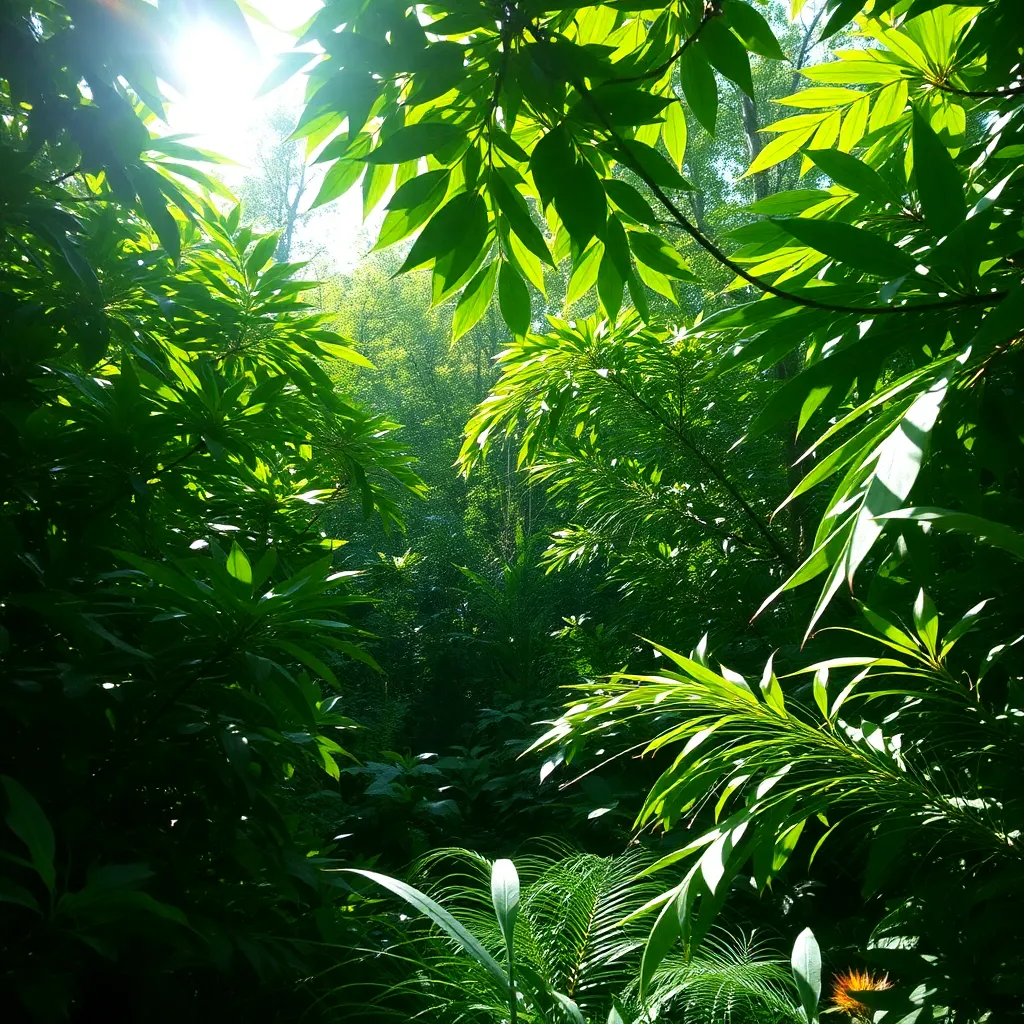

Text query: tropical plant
(0, 1), (428, 1009)
(340, 848), (805, 1023)
(532, 592), (1024, 1019)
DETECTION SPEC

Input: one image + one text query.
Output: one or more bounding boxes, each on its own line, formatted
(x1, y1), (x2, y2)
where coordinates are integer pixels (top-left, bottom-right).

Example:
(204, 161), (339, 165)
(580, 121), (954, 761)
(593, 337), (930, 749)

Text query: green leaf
(639, 882), (684, 997)
(791, 927), (821, 1023)
(490, 858), (519, 974)
(566, 242), (604, 306)
(604, 179), (658, 226)
(376, 169), (450, 249)
(627, 229), (697, 281)
(452, 261), (499, 341)
(617, 139), (693, 191)
(745, 125), (818, 176)
(489, 169), (553, 265)
(2, 777), (55, 893)
(913, 589), (939, 656)
(775, 87), (867, 108)
(912, 109), (966, 237)
(664, 102), (687, 170)
(805, 149), (900, 204)
(748, 189), (833, 215)
(724, 1), (786, 60)
(969, 285), (1024, 353)
(344, 869), (510, 995)
(777, 218), (916, 278)
(312, 151), (369, 208)
(364, 122), (466, 163)
(554, 154), (607, 248)
(0, 877), (41, 912)
(820, 0), (866, 39)
(226, 541), (253, 585)
(812, 667), (829, 719)
(680, 45), (718, 135)
(701, 18), (754, 97)
(245, 233), (279, 277)
(498, 260), (531, 336)
(530, 125), (574, 211)
(575, 84), (674, 126)
(597, 249), (623, 321)
(875, 507), (1024, 559)
(399, 191), (487, 274)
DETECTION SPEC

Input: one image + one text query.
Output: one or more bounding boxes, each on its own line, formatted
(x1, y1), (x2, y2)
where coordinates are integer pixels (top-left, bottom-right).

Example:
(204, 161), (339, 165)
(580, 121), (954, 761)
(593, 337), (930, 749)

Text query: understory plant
(341, 847), (805, 1023)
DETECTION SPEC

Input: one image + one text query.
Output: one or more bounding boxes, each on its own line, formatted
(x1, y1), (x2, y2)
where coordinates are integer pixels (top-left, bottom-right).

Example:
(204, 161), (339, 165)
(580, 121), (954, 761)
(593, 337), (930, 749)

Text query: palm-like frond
(518, 851), (659, 1014)
(531, 595), (1024, 1007)
(641, 930), (800, 1024)
(344, 846), (805, 1024)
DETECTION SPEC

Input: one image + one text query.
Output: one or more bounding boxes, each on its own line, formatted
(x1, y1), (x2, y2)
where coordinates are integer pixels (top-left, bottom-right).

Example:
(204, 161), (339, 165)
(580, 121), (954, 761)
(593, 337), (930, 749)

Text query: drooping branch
(523, 21), (1007, 318)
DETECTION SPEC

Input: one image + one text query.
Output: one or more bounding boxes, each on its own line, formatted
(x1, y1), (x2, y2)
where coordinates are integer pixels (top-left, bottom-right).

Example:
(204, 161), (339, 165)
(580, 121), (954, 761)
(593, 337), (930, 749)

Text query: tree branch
(524, 22), (1006, 318)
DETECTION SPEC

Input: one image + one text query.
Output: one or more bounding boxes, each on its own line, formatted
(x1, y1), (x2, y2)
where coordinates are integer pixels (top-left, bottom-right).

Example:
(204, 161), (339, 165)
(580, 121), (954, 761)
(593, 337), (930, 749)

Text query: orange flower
(831, 968), (892, 1019)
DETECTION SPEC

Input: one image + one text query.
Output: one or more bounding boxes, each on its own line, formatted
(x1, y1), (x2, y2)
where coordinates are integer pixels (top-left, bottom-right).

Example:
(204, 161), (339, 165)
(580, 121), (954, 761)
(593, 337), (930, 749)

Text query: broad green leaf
(364, 122), (466, 163)
(664, 102), (687, 170)
(775, 87), (866, 108)
(679, 46), (718, 135)
(820, 0), (862, 38)
(566, 242), (604, 306)
(627, 230), (696, 281)
(745, 125), (818, 176)
(597, 250), (623, 321)
(724, 0), (785, 60)
(489, 169), (553, 265)
(701, 18), (754, 97)
(791, 928), (821, 1022)
(941, 599), (990, 657)
(377, 169), (449, 241)
(554, 154), (607, 248)
(969, 285), (1024, 353)
(531, 125), (574, 211)
(911, 109), (966, 238)
(399, 191), (487, 274)
(843, 375), (949, 587)
(617, 140), (693, 191)
(777, 218), (916, 278)
(257, 51), (317, 97)
(344, 869), (510, 995)
(498, 261), (531, 336)
(802, 60), (906, 85)
(311, 156), (365, 208)
(2, 777), (55, 893)
(748, 190), (833, 215)
(838, 95), (870, 150)
(604, 179), (659, 225)
(452, 261), (499, 341)
(226, 541), (253, 585)
(639, 880), (685, 997)
(868, 80), (909, 133)
(805, 149), (900, 204)
(574, 84), (674, 126)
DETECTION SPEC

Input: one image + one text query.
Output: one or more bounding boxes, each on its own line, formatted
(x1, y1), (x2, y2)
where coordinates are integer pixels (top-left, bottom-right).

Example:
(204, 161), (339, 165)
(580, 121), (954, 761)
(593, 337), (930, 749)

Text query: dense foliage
(2, 0), (1022, 1021)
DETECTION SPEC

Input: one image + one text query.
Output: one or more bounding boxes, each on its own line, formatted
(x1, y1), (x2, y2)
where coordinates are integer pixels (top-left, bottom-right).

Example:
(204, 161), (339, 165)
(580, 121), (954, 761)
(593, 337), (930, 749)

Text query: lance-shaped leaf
(777, 218), (916, 278)
(343, 868), (510, 995)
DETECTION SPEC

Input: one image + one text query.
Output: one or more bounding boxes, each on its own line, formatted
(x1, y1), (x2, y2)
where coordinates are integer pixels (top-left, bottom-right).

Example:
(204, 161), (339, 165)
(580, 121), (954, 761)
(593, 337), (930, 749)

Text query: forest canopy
(1, 0), (1023, 1021)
